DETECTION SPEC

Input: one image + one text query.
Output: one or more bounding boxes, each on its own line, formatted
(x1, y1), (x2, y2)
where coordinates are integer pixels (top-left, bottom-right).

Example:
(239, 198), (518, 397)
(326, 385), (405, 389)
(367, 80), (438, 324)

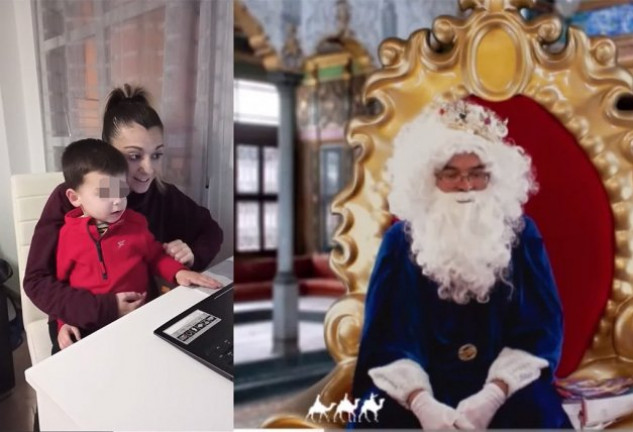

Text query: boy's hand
(163, 239), (194, 267)
(175, 270), (222, 288)
(58, 324), (81, 349)
(116, 291), (146, 317)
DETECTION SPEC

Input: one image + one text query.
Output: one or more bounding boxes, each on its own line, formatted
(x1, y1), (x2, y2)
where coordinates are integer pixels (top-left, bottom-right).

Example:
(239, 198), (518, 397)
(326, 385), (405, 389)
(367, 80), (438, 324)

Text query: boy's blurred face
(70, 172), (130, 223)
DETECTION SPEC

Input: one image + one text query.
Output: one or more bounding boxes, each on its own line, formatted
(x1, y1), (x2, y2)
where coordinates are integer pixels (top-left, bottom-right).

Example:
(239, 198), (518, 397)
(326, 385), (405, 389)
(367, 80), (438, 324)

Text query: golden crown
(434, 100), (509, 142)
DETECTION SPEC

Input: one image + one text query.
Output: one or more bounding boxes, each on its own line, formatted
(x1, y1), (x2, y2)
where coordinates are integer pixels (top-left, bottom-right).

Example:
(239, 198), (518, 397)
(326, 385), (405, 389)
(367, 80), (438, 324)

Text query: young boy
(55, 138), (220, 350)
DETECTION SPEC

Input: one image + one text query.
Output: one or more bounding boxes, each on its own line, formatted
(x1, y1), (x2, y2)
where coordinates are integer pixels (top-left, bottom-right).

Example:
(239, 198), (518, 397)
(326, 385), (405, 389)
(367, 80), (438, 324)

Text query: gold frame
(234, 0), (281, 71)
(264, 0), (633, 428)
(612, 35), (633, 69)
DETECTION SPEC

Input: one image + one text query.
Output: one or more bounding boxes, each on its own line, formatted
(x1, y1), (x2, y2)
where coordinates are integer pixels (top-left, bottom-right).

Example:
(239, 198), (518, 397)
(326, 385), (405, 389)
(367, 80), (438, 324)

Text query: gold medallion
(458, 343), (477, 361)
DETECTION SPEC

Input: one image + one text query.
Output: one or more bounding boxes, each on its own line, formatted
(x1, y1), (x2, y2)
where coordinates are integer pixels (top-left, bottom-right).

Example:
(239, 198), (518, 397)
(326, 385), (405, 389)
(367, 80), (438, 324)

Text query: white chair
(11, 172), (63, 365)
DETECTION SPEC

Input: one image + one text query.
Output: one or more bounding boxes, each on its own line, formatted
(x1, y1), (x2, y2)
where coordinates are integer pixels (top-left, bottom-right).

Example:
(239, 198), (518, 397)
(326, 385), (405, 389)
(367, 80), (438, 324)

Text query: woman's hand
(175, 270), (222, 288)
(116, 291), (146, 317)
(163, 240), (194, 267)
(58, 323), (81, 349)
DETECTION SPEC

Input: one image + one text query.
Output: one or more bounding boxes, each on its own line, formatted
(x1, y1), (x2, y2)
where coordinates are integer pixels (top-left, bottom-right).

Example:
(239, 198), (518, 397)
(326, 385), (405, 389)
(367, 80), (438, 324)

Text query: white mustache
(452, 191), (477, 204)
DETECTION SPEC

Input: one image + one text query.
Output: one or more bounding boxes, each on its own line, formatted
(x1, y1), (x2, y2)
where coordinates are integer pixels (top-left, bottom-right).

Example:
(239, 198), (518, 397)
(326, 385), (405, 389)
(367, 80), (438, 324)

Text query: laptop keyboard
(205, 338), (233, 367)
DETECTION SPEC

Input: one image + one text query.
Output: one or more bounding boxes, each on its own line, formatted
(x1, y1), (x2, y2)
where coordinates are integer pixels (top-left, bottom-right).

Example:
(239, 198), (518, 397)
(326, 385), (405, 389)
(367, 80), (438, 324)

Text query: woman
(23, 84), (223, 351)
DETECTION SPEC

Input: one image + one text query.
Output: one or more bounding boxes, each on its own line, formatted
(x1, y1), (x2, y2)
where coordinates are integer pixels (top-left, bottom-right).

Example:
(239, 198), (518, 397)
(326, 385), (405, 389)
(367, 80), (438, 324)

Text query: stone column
(269, 71), (302, 356)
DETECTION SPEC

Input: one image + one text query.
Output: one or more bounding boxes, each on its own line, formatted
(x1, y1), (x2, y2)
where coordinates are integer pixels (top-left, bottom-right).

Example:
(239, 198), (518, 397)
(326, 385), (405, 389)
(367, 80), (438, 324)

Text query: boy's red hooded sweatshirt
(56, 208), (185, 331)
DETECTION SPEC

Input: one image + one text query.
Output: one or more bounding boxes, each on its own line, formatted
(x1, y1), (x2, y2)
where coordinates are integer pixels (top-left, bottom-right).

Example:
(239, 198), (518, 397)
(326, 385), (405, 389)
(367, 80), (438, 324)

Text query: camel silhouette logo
(357, 393), (385, 422)
(306, 392), (385, 424)
(306, 394), (337, 422)
(334, 393), (361, 423)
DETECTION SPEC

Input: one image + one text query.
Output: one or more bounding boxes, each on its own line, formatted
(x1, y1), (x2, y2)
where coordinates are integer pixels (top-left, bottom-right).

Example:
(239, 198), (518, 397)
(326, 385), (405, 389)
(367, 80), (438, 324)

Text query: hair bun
(105, 84), (151, 114)
(102, 84), (163, 143)
(121, 83), (151, 105)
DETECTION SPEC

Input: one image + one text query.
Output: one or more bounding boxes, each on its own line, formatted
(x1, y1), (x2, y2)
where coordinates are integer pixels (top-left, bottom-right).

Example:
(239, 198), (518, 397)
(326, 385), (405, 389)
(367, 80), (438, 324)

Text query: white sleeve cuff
(486, 347), (549, 396)
(368, 358), (432, 408)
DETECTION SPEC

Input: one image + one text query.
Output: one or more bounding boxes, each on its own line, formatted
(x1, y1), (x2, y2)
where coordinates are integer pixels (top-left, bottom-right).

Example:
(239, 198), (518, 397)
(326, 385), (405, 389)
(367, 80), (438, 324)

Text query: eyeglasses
(435, 170), (491, 186)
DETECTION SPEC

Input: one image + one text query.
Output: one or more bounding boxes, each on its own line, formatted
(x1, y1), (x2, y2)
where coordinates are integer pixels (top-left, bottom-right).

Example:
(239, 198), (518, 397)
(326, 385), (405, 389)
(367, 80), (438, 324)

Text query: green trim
(318, 65), (345, 80)
(303, 61), (370, 83)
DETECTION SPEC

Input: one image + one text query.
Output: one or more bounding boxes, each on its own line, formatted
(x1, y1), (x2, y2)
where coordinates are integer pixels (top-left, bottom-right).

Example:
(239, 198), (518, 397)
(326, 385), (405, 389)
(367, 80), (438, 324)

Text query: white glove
(456, 383), (506, 429)
(411, 391), (475, 430)
(368, 359), (432, 408)
(486, 347), (548, 396)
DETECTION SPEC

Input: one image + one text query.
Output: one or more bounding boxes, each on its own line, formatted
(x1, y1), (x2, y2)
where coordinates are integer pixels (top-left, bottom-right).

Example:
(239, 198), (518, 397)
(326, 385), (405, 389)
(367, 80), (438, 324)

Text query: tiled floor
(0, 339), (37, 432)
(234, 296), (335, 313)
(234, 296), (335, 364)
(234, 295), (336, 428)
(235, 320), (326, 364)
(234, 384), (310, 428)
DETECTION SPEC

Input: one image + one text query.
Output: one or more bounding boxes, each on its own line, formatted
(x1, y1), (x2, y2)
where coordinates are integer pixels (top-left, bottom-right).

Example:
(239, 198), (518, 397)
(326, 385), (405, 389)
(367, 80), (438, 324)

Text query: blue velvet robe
(350, 217), (572, 428)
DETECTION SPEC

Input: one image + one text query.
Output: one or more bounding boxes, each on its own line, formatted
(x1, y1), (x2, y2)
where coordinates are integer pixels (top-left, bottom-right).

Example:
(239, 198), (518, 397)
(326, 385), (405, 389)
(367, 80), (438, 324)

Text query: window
(234, 79), (279, 254)
(35, 1), (170, 168)
(33, 0), (220, 204)
(319, 144), (352, 251)
(233, 80), (280, 125)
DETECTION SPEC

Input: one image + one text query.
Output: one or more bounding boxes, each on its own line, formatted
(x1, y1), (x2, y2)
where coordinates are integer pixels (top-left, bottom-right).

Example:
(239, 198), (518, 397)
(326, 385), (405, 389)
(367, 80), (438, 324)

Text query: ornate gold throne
(263, 0), (633, 428)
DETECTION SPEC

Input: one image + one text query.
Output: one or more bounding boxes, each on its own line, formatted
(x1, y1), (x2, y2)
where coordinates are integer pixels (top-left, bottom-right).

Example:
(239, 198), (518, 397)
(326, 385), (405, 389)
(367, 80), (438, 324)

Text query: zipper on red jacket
(95, 241), (107, 280)
(86, 223), (108, 280)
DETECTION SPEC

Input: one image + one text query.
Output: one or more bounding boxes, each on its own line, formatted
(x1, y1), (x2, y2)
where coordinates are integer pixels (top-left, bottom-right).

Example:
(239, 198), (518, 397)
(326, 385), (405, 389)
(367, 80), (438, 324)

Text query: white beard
(407, 189), (523, 304)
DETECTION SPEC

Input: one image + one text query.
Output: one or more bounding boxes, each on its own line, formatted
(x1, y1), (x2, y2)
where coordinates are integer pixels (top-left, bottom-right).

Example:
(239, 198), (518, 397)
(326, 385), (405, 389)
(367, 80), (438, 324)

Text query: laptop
(154, 284), (233, 381)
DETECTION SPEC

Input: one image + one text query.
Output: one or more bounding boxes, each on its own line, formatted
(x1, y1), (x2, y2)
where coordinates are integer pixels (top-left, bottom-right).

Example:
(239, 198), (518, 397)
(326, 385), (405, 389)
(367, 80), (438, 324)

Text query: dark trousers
(47, 320), (61, 355)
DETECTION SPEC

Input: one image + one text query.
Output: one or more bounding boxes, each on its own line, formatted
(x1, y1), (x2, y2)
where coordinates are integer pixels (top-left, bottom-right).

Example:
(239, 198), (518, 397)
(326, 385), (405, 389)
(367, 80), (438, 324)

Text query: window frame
(234, 122), (278, 256)
(34, 0), (169, 170)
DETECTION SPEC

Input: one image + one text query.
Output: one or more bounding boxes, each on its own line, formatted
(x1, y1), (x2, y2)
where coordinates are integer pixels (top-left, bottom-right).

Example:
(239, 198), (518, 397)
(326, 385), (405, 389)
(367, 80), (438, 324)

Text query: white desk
(25, 286), (233, 431)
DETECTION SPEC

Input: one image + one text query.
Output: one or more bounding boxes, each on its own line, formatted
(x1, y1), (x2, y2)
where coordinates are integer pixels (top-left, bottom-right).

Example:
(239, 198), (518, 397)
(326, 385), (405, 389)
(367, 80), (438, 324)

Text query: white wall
(13, 0), (46, 173)
(0, 0), (47, 293)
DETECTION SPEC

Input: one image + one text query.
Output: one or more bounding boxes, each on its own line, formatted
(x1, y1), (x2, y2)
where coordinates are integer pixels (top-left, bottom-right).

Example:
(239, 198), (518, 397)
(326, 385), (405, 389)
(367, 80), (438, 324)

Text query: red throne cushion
(471, 96), (614, 377)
